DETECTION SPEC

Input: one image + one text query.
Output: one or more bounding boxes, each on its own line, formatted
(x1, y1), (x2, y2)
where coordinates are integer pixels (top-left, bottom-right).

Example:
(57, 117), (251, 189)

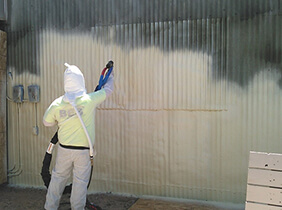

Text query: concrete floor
(129, 198), (244, 210)
(0, 184), (244, 210)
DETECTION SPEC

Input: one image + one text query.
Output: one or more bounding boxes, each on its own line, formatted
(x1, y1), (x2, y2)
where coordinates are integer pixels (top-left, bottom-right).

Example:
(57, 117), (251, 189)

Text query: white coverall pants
(44, 145), (91, 210)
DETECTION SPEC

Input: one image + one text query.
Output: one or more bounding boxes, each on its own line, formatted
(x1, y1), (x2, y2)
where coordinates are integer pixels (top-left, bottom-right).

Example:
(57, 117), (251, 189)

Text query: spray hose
(71, 102), (94, 163)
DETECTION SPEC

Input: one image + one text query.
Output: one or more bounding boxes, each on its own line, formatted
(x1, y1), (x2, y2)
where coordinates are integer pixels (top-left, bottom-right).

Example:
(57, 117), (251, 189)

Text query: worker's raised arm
(103, 72), (114, 98)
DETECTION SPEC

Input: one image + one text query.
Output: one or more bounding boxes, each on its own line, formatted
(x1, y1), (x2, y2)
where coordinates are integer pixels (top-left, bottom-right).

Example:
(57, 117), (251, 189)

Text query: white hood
(63, 63), (86, 103)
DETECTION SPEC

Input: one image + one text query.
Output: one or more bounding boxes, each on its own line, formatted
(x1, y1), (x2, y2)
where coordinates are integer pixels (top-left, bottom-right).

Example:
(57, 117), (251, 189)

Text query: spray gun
(95, 60), (114, 91)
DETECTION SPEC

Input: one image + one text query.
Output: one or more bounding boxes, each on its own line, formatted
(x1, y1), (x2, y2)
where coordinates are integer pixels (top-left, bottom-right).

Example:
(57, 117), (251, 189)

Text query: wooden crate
(246, 151), (282, 210)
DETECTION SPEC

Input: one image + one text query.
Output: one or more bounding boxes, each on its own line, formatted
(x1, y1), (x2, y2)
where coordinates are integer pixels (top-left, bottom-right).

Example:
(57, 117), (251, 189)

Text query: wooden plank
(246, 202), (282, 210)
(247, 185), (282, 206)
(248, 168), (282, 188)
(249, 151), (282, 171)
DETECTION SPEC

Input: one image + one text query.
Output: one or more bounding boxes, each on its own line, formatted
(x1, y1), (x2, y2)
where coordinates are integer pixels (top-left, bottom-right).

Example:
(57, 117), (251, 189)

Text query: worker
(43, 62), (114, 210)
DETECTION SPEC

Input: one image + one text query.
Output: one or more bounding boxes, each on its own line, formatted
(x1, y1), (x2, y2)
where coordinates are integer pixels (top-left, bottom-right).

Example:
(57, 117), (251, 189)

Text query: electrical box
(13, 85), (24, 103)
(28, 85), (40, 103)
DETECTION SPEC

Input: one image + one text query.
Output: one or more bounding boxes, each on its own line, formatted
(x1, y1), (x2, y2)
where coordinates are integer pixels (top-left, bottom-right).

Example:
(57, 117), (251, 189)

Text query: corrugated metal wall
(6, 0), (282, 204)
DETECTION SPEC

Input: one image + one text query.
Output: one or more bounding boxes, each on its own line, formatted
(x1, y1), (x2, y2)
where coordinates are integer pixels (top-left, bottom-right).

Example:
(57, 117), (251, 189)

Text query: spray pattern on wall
(6, 0), (282, 203)
(6, 22), (282, 202)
